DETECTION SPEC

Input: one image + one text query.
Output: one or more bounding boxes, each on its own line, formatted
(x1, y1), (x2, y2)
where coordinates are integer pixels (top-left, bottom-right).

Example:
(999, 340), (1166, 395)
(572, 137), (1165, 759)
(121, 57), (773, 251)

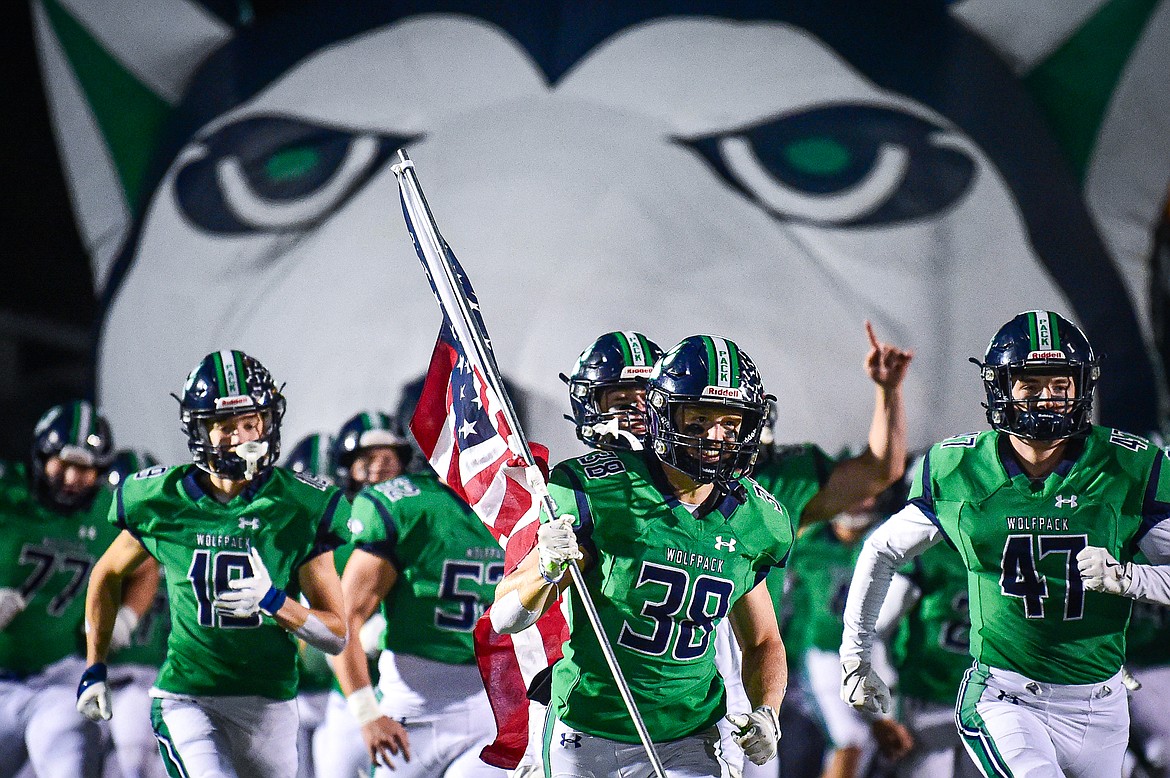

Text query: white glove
(537, 515), (582, 582)
(1121, 665), (1143, 692)
(359, 612), (387, 659)
(841, 659), (891, 715)
(725, 705), (781, 766)
(107, 605), (141, 652)
(76, 664), (112, 722)
(1077, 546), (1132, 595)
(0, 588), (28, 630)
(213, 546), (287, 617)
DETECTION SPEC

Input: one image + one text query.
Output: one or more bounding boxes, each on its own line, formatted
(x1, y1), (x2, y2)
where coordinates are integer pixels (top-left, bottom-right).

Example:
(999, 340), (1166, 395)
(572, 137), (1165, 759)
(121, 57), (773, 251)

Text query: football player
(331, 411), (414, 499)
(876, 541), (978, 778)
(561, 331), (663, 451)
(494, 335), (792, 777)
(103, 448), (170, 778)
(331, 426), (507, 776)
(0, 402), (153, 777)
(841, 311), (1170, 777)
(77, 350), (351, 778)
(788, 491), (912, 778)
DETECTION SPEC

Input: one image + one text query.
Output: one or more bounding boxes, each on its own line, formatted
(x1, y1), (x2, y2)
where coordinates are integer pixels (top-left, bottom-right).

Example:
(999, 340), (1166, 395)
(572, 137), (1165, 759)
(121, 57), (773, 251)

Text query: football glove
(213, 546), (288, 617)
(841, 659), (891, 715)
(1077, 546), (1132, 595)
(76, 663), (112, 721)
(0, 588), (28, 631)
(725, 705), (781, 765)
(537, 515), (581, 583)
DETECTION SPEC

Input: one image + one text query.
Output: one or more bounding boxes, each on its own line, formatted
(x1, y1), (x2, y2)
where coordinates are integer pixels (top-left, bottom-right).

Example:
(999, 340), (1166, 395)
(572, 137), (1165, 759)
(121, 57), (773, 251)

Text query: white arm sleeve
(874, 573), (921, 641)
(840, 504), (941, 666)
(1129, 520), (1170, 604)
(294, 615), (347, 655)
(490, 589), (539, 634)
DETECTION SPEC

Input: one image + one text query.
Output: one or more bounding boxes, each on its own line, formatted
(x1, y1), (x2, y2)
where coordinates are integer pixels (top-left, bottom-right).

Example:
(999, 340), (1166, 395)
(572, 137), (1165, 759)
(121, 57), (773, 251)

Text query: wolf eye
(174, 116), (418, 234)
(679, 105), (974, 227)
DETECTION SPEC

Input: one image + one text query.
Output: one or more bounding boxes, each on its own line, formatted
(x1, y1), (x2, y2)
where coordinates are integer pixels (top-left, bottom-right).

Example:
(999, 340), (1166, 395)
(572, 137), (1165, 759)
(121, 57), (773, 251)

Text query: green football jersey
(787, 523), (864, 653)
(910, 426), (1170, 684)
(891, 543), (971, 705)
(0, 462), (117, 675)
(349, 472), (503, 664)
(115, 464), (350, 699)
(548, 449), (794, 743)
(752, 443), (834, 664)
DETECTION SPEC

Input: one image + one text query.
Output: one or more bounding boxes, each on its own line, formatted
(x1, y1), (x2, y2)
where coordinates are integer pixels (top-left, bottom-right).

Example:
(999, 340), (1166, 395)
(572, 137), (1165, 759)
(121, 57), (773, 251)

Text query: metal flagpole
(391, 149), (668, 778)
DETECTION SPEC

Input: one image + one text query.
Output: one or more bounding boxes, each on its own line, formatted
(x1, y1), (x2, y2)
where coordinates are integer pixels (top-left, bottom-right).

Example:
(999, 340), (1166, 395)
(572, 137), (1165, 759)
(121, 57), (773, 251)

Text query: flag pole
(391, 149), (667, 778)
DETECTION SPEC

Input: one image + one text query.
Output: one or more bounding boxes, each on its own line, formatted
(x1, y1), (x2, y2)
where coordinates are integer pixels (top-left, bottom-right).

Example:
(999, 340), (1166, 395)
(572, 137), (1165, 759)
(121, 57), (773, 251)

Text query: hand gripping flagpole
(391, 150), (667, 778)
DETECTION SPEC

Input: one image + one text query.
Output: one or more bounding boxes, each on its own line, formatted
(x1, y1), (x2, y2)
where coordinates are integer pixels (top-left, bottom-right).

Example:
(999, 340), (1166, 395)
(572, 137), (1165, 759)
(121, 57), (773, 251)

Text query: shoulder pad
(574, 450), (628, 480)
(372, 476), (421, 502)
(131, 465), (170, 481)
(294, 472), (331, 491)
(744, 477), (784, 513)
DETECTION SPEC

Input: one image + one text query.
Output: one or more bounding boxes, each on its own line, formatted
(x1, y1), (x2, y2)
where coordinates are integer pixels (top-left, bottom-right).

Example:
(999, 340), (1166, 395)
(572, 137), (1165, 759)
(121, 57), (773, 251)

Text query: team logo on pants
(560, 733), (582, 749)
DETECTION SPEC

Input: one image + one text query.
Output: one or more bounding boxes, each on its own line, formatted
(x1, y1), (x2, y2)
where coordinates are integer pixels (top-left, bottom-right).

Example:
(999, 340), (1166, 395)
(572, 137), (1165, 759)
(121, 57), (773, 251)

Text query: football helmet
(332, 411), (412, 495)
(31, 400), (114, 510)
(975, 310), (1099, 440)
(646, 335), (770, 484)
(283, 433), (334, 482)
(560, 331), (663, 451)
(107, 449), (159, 489)
(176, 350), (286, 480)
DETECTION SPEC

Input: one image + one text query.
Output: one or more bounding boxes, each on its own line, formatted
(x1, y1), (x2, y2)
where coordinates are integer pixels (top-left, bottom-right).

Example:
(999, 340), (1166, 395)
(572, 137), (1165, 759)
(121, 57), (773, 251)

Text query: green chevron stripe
(1022, 0), (1160, 179)
(42, 0), (170, 210)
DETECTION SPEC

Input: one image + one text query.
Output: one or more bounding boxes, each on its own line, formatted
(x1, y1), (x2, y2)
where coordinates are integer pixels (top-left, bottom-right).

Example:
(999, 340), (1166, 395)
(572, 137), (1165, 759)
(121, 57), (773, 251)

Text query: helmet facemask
(568, 377), (651, 451)
(188, 407), (283, 481)
(647, 393), (766, 484)
(980, 362), (1098, 441)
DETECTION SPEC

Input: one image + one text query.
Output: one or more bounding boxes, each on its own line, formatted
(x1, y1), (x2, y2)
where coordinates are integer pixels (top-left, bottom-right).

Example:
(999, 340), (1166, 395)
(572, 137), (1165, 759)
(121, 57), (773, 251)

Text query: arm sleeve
(874, 572), (921, 641)
(840, 504), (940, 666)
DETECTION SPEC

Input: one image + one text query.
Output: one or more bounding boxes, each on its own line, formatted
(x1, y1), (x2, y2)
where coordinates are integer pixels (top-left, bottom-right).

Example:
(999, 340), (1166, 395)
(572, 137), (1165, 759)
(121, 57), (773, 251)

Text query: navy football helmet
(31, 400), (115, 510)
(332, 411), (412, 495)
(974, 310), (1099, 440)
(645, 335), (770, 484)
(176, 350), (286, 480)
(560, 331), (663, 451)
(283, 433), (334, 482)
(107, 449), (160, 489)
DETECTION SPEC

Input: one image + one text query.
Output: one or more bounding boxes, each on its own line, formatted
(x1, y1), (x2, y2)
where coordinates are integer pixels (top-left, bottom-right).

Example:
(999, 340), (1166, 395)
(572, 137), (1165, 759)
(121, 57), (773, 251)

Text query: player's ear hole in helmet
(31, 400), (115, 511)
(560, 331), (663, 452)
(173, 350), (286, 481)
(971, 310), (1100, 441)
(645, 335), (772, 485)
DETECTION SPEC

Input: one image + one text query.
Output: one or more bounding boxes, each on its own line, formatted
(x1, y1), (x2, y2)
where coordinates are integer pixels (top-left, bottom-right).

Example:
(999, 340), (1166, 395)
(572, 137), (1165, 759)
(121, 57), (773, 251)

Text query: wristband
(540, 567), (566, 585)
(258, 587), (288, 616)
(77, 662), (108, 697)
(347, 686), (383, 726)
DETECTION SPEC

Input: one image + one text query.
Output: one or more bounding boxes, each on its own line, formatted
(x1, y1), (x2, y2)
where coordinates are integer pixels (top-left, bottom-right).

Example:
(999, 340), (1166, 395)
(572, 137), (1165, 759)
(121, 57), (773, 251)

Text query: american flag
(397, 153), (567, 769)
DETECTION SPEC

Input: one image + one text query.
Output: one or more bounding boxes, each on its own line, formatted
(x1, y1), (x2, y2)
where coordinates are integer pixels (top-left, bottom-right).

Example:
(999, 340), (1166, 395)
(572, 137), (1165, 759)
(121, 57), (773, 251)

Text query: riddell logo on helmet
(1027, 350), (1064, 360)
(620, 366), (654, 378)
(702, 386), (744, 400)
(214, 395), (254, 409)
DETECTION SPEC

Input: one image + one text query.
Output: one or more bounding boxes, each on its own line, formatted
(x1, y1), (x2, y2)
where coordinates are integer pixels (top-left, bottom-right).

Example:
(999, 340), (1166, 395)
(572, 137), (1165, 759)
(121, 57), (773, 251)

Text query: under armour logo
(1054, 495), (1078, 509)
(78, 525), (97, 540)
(239, 518), (260, 530)
(714, 536), (737, 552)
(996, 690), (1020, 705)
(560, 733), (582, 749)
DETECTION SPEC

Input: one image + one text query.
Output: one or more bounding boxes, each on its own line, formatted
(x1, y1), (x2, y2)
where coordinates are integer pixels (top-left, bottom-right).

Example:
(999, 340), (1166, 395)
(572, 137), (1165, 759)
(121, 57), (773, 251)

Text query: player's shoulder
(268, 466), (343, 504)
(922, 430), (998, 476)
(363, 472), (438, 505)
(1083, 425), (1164, 475)
(117, 463), (183, 502)
(552, 448), (641, 485)
(739, 475), (789, 518)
